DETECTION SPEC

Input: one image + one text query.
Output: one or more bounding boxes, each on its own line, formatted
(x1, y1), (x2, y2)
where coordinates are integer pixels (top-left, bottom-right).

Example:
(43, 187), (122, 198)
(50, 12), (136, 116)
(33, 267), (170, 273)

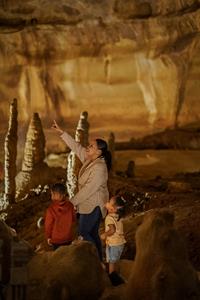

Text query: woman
(52, 120), (112, 260)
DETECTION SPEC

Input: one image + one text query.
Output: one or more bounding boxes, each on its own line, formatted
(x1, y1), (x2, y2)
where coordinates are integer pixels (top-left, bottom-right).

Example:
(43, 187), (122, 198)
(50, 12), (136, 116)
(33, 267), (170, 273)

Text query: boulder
(27, 241), (106, 300)
(126, 209), (200, 300)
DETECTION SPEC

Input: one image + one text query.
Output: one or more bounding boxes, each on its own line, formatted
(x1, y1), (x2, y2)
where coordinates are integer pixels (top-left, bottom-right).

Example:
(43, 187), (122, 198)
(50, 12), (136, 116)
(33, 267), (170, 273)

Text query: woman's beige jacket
(61, 132), (108, 217)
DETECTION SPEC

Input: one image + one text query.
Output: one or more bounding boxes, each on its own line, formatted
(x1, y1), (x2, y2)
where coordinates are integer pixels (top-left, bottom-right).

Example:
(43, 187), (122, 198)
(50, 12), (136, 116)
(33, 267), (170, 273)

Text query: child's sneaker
(109, 271), (125, 286)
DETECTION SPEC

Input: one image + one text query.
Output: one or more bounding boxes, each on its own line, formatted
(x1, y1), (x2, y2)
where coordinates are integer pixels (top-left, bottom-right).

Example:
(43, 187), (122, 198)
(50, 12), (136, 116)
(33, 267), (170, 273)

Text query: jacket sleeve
(70, 164), (108, 206)
(60, 132), (86, 163)
(44, 208), (54, 240)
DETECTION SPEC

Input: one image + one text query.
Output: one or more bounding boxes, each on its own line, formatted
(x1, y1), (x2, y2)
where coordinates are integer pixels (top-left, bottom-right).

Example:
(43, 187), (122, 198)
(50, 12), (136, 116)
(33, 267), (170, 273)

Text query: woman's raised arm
(51, 120), (86, 163)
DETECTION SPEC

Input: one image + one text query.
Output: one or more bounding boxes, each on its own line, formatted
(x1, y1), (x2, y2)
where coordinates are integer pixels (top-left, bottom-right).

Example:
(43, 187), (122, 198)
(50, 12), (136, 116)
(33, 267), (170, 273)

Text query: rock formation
(126, 160), (135, 178)
(27, 241), (105, 300)
(0, 1), (199, 141)
(16, 113), (49, 199)
(22, 112), (45, 172)
(126, 209), (200, 300)
(67, 111), (89, 198)
(3, 98), (18, 209)
(0, 220), (33, 300)
(0, 220), (14, 285)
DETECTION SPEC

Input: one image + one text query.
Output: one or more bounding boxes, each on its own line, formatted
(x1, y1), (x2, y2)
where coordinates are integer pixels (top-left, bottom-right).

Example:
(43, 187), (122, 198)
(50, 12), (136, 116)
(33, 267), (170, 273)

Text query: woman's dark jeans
(79, 206), (102, 260)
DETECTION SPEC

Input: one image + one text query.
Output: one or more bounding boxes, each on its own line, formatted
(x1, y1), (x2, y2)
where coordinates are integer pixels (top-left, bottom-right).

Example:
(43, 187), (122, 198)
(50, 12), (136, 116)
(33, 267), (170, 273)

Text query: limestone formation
(76, 111), (89, 148)
(22, 112), (45, 172)
(0, 1), (200, 140)
(0, 220), (14, 284)
(108, 132), (115, 173)
(67, 111), (89, 198)
(3, 98), (18, 209)
(126, 209), (200, 300)
(27, 241), (105, 300)
(16, 113), (48, 199)
(126, 160), (135, 178)
(0, 220), (33, 300)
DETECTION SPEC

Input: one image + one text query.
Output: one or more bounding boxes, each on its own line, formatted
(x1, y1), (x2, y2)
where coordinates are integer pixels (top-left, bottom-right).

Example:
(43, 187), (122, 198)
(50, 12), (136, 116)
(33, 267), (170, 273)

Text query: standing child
(101, 195), (126, 286)
(45, 183), (76, 250)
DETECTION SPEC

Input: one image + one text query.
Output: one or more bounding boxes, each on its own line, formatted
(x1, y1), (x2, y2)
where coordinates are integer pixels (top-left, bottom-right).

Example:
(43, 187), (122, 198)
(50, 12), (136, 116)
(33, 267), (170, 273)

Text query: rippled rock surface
(0, 1), (199, 138)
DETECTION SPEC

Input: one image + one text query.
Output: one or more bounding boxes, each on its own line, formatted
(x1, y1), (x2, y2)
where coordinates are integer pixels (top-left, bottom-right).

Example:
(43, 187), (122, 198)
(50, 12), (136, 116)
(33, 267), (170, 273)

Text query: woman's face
(86, 140), (101, 160)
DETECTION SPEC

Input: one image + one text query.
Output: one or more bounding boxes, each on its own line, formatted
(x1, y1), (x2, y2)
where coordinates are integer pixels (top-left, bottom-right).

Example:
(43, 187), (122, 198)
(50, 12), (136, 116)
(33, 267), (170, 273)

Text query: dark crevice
(0, 16), (82, 30)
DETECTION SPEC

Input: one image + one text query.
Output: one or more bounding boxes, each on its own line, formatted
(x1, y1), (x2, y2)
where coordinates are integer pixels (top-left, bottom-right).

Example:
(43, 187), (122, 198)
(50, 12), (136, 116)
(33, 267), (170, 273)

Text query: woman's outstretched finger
(51, 120), (63, 134)
(51, 120), (58, 129)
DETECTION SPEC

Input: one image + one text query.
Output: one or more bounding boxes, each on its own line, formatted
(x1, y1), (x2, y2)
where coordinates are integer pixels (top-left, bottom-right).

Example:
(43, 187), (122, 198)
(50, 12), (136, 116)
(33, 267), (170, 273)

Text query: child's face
(51, 191), (65, 202)
(105, 197), (117, 213)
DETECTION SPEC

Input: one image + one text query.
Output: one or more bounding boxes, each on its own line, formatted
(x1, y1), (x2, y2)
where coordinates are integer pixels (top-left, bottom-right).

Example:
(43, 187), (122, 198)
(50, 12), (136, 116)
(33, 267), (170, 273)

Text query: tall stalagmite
(22, 112), (45, 172)
(16, 113), (46, 199)
(67, 111), (89, 198)
(2, 98), (18, 209)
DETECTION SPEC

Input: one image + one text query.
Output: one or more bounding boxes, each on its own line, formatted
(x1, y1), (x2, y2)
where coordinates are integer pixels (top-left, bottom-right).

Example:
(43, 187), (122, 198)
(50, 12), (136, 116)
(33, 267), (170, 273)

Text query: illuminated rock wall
(0, 0), (200, 139)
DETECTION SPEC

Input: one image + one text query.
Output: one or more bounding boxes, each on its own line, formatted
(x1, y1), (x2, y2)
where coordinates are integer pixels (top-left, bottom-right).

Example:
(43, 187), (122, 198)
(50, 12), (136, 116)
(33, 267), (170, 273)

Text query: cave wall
(0, 0), (200, 139)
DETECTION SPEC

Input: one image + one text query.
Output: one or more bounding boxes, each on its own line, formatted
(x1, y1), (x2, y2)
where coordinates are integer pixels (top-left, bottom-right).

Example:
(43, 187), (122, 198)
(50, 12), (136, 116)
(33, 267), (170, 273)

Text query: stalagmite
(126, 160), (135, 178)
(16, 113), (47, 200)
(22, 112), (45, 172)
(2, 98), (18, 209)
(67, 111), (89, 198)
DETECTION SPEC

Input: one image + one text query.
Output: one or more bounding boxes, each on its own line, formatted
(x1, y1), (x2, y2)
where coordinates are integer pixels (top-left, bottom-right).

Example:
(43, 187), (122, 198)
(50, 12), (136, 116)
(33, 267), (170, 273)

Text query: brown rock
(67, 111), (89, 198)
(22, 112), (45, 172)
(0, 2), (200, 140)
(126, 209), (200, 300)
(118, 259), (134, 281)
(27, 241), (105, 300)
(16, 113), (48, 199)
(168, 181), (191, 192)
(114, 1), (152, 18)
(3, 98), (18, 208)
(125, 160), (135, 178)
(108, 132), (115, 173)
(0, 220), (13, 284)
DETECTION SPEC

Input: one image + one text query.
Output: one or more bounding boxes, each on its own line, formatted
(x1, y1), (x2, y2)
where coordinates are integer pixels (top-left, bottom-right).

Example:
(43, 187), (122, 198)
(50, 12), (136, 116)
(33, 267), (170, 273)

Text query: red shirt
(45, 200), (76, 244)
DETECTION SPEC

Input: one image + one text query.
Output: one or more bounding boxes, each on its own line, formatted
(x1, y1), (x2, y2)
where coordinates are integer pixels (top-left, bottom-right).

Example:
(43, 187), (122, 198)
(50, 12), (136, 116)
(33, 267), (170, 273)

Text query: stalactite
(67, 111), (89, 198)
(3, 98), (18, 209)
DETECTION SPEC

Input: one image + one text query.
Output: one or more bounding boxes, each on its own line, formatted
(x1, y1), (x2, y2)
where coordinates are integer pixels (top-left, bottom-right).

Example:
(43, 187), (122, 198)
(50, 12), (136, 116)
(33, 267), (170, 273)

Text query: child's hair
(51, 183), (67, 195)
(115, 195), (126, 220)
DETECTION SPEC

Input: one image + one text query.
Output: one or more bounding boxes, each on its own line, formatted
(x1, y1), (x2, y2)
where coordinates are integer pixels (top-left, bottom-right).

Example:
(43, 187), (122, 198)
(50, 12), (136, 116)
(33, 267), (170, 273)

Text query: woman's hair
(96, 138), (112, 171)
(115, 195), (126, 220)
(51, 183), (67, 195)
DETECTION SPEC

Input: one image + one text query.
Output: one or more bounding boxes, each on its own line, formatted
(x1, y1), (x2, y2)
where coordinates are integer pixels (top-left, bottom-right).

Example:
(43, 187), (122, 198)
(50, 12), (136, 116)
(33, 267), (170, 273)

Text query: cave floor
(4, 170), (200, 270)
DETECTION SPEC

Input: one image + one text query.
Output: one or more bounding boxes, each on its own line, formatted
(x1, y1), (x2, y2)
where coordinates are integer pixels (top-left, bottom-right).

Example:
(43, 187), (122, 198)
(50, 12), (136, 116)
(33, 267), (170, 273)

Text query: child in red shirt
(45, 183), (76, 250)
